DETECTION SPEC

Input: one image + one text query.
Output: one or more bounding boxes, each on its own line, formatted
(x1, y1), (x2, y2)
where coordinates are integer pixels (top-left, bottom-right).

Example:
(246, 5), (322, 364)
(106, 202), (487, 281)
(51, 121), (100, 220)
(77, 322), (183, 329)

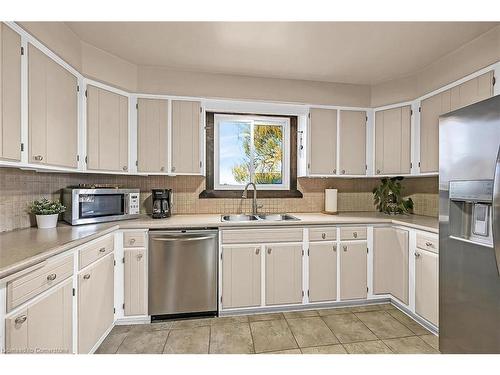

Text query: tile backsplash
(0, 167), (438, 232)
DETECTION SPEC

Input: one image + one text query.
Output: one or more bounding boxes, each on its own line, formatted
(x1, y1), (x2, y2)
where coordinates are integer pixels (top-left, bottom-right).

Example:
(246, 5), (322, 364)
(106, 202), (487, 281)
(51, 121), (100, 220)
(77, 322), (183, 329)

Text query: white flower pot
(36, 214), (59, 229)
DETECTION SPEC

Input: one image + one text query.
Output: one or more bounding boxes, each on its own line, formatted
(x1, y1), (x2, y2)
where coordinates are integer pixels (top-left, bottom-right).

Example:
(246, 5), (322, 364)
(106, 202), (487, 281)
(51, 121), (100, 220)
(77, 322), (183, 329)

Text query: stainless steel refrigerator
(439, 94), (500, 353)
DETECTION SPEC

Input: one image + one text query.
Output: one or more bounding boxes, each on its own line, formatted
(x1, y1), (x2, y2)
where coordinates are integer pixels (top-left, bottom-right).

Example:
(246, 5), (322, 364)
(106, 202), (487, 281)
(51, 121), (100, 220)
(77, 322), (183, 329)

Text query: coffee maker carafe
(152, 189), (172, 219)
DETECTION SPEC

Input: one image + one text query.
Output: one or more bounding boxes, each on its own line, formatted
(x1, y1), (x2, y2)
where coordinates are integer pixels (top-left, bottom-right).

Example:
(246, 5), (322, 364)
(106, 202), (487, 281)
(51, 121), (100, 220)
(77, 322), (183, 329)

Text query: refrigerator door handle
(493, 145), (500, 276)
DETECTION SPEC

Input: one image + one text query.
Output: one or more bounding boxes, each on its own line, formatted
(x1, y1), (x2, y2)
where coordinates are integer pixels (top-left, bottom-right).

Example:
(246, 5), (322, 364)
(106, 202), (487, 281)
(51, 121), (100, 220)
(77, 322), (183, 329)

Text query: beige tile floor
(96, 303), (439, 354)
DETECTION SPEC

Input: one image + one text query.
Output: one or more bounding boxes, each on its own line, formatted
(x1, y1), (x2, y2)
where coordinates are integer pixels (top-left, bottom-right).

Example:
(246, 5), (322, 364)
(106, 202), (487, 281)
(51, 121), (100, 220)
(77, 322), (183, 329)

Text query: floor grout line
(247, 322), (257, 354)
(160, 330), (171, 354)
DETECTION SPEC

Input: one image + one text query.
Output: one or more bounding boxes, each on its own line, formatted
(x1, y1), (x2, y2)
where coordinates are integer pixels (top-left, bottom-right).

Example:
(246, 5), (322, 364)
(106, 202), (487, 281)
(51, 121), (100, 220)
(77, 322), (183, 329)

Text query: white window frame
(214, 114), (290, 190)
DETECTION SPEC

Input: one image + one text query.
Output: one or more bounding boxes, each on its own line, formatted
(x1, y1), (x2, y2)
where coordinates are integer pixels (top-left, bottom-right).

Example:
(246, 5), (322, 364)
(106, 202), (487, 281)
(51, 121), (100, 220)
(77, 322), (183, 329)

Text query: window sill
(199, 189), (303, 199)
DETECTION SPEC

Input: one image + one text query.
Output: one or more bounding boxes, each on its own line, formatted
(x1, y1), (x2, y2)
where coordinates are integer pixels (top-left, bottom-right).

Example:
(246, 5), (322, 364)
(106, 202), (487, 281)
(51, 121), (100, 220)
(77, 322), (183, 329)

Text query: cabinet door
(373, 227), (409, 304)
(415, 249), (438, 326)
(171, 100), (200, 174)
(450, 71), (494, 111)
(0, 24), (21, 161)
(87, 85), (128, 172)
(265, 244), (303, 305)
(5, 280), (73, 354)
(29, 44), (78, 168)
(222, 245), (261, 309)
(340, 242), (367, 300)
(374, 106), (411, 175)
(137, 98), (168, 173)
(309, 108), (337, 175)
(338, 110), (366, 175)
(419, 90), (451, 173)
(309, 242), (337, 302)
(124, 248), (147, 316)
(78, 254), (114, 354)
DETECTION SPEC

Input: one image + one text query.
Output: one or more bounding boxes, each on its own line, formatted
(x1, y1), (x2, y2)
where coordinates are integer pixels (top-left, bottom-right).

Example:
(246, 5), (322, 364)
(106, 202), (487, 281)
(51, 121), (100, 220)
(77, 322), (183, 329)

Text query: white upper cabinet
(0, 24), (21, 162)
(375, 105), (411, 175)
(137, 98), (168, 173)
(28, 44), (78, 169)
(171, 100), (201, 174)
(449, 70), (494, 111)
(308, 108), (337, 175)
(86, 85), (128, 172)
(338, 110), (366, 175)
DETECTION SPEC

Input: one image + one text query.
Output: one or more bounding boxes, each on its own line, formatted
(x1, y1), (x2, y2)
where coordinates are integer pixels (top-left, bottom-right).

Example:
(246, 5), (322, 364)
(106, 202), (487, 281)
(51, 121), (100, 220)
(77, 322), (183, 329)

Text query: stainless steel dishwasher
(148, 229), (218, 319)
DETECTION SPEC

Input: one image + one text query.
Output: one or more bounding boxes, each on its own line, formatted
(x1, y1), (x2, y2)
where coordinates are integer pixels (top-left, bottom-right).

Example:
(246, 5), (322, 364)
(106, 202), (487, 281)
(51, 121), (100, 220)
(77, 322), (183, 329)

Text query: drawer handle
(83, 274), (91, 280)
(415, 252), (421, 258)
(33, 155), (43, 161)
(255, 248), (260, 255)
(46, 273), (57, 281)
(425, 241), (435, 248)
(136, 254), (143, 260)
(123, 166), (128, 171)
(376, 169), (381, 174)
(15, 315), (27, 325)
(129, 238), (136, 244)
(99, 247), (106, 253)
(333, 245), (337, 252)
(321, 233), (326, 239)
(353, 232), (358, 238)
(267, 248), (272, 254)
(343, 245), (348, 252)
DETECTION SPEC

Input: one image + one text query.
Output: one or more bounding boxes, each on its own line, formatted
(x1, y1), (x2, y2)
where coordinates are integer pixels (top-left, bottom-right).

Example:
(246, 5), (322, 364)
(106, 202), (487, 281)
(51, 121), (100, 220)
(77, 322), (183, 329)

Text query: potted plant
(372, 177), (413, 215)
(29, 198), (66, 229)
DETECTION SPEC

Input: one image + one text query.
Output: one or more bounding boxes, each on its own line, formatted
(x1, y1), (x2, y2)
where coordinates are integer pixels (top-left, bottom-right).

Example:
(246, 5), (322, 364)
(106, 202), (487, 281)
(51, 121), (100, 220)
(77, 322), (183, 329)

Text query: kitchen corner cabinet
(338, 110), (366, 175)
(171, 100), (201, 174)
(375, 105), (411, 175)
(340, 242), (367, 300)
(78, 254), (114, 354)
(415, 248), (438, 326)
(124, 248), (147, 316)
(265, 244), (303, 305)
(308, 242), (337, 302)
(221, 246), (261, 309)
(137, 98), (168, 173)
(308, 108), (337, 175)
(373, 227), (409, 304)
(28, 44), (78, 168)
(5, 280), (73, 354)
(0, 24), (21, 161)
(86, 85), (128, 172)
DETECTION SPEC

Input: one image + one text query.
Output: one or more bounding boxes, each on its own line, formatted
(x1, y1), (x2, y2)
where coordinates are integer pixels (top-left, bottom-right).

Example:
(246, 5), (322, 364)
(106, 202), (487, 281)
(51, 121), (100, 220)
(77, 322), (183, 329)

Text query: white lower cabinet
(415, 248), (439, 326)
(340, 242), (367, 300)
(265, 244), (303, 305)
(221, 245), (261, 309)
(124, 248), (147, 316)
(78, 254), (114, 354)
(5, 280), (73, 354)
(308, 242), (337, 302)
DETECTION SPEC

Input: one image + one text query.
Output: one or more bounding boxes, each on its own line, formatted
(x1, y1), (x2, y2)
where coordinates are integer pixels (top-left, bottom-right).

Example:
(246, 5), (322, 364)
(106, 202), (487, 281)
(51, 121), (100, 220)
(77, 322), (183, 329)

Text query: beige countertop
(0, 212), (438, 280)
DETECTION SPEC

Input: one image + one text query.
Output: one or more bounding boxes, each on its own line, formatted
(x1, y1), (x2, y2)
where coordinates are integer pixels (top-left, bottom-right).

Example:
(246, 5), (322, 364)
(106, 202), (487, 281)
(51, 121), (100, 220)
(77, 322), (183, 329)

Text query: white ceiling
(66, 22), (499, 85)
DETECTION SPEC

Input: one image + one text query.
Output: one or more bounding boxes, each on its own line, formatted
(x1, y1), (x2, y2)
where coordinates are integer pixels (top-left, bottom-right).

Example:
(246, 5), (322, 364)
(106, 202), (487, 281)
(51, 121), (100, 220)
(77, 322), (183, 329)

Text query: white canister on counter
(324, 189), (338, 214)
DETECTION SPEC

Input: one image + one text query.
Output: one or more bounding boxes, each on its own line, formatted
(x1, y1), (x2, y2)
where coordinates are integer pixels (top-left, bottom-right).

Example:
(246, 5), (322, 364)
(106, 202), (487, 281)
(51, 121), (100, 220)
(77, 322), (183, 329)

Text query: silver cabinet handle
(353, 232), (358, 238)
(33, 155), (43, 161)
(333, 169), (337, 174)
(15, 315), (27, 325)
(333, 245), (337, 252)
(343, 245), (348, 252)
(425, 241), (435, 248)
(171, 166), (176, 172)
(129, 238), (136, 244)
(415, 252), (421, 258)
(137, 254), (143, 260)
(255, 248), (260, 255)
(46, 273), (57, 281)
(376, 169), (381, 174)
(321, 232), (326, 239)
(267, 248), (272, 254)
(341, 169), (345, 174)
(99, 247), (106, 253)
(83, 274), (91, 280)
(122, 166), (128, 171)
(160, 166), (165, 172)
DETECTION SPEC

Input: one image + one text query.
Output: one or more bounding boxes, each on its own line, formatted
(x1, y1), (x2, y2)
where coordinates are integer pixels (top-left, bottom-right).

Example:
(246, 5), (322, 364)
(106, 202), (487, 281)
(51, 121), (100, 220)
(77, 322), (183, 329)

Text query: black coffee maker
(151, 189), (172, 219)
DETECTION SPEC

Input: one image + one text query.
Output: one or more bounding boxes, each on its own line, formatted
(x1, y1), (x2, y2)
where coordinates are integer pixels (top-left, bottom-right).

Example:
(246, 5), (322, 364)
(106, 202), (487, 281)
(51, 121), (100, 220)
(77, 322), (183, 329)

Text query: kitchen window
(214, 114), (290, 190)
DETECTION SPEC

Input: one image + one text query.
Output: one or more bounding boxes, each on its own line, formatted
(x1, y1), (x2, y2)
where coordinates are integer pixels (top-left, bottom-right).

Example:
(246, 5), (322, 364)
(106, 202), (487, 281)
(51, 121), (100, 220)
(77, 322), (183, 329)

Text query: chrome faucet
(242, 182), (262, 215)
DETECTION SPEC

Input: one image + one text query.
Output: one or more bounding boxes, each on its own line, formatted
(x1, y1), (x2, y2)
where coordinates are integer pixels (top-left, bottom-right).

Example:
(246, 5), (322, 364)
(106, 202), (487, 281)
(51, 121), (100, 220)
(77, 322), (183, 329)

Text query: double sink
(221, 214), (300, 222)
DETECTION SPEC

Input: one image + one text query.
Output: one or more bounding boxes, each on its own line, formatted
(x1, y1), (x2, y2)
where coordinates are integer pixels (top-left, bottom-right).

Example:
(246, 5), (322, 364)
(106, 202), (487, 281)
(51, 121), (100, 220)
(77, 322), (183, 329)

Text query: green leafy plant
(29, 198), (66, 216)
(372, 177), (413, 215)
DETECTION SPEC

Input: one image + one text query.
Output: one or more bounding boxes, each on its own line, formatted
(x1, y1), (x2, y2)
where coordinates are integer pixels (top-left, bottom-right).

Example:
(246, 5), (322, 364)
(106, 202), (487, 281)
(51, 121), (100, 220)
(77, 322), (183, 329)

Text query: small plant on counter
(29, 198), (66, 229)
(372, 177), (413, 215)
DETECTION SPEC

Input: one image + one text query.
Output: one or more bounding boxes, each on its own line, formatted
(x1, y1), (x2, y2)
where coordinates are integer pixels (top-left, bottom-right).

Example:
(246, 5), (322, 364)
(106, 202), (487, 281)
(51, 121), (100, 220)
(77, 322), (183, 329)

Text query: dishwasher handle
(152, 236), (215, 242)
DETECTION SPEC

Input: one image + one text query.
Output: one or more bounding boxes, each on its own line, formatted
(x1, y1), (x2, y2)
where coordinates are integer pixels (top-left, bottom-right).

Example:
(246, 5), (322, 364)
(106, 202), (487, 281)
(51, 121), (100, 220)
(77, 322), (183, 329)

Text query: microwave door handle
(493, 145), (500, 276)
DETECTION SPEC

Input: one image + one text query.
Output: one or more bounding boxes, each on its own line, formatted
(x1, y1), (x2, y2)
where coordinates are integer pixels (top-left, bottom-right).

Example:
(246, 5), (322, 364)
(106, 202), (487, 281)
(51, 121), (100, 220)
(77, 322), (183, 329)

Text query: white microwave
(62, 188), (140, 225)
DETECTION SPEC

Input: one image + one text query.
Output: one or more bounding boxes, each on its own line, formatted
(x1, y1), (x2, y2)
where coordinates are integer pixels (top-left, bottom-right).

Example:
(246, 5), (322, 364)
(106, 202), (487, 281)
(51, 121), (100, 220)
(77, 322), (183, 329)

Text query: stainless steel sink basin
(257, 214), (300, 221)
(221, 213), (300, 222)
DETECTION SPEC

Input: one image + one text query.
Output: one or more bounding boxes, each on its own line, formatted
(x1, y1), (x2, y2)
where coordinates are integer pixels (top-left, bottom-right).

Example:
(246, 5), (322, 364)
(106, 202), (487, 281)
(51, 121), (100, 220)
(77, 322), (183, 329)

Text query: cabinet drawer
(123, 231), (146, 248)
(79, 235), (114, 270)
(416, 234), (438, 253)
(222, 228), (303, 244)
(340, 227), (367, 240)
(7, 255), (73, 311)
(309, 227), (337, 242)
